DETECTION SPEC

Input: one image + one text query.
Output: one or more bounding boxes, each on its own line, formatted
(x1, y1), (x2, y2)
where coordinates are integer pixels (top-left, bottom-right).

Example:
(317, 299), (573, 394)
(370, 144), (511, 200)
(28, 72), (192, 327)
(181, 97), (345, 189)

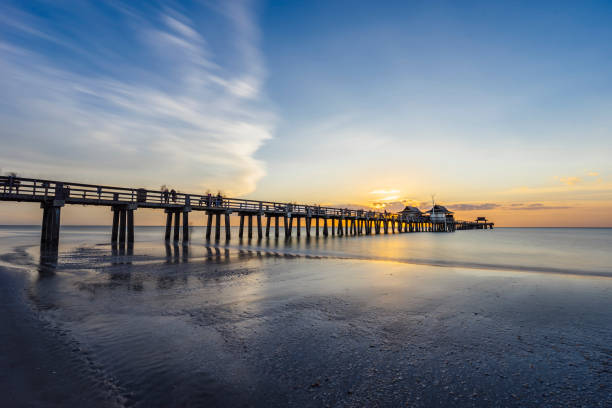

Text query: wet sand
(1, 238), (611, 407)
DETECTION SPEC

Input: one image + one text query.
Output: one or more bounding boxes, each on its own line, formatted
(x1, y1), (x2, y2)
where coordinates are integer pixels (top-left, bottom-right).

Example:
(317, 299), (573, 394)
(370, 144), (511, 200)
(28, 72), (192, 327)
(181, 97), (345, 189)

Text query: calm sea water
(1, 226), (611, 407)
(2, 226), (611, 277)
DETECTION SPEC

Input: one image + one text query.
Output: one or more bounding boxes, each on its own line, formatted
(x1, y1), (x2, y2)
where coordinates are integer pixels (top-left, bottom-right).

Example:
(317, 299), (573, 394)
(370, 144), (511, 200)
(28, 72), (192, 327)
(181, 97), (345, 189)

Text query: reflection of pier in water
(2, 176), (494, 252)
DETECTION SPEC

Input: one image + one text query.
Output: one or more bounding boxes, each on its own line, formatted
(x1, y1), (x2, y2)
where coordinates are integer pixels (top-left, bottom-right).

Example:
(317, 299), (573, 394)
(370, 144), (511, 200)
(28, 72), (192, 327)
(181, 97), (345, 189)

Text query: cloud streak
(0, 1), (273, 195)
(449, 203), (501, 211)
(507, 203), (572, 211)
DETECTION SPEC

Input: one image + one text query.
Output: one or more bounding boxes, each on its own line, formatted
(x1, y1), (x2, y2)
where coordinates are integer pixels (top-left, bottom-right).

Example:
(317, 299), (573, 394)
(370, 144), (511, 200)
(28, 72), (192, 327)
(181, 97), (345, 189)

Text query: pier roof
(426, 205), (453, 215)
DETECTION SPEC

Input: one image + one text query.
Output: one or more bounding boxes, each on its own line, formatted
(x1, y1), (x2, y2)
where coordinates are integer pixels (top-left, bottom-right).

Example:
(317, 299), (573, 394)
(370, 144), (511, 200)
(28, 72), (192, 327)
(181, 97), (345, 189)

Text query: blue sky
(1, 0), (612, 225)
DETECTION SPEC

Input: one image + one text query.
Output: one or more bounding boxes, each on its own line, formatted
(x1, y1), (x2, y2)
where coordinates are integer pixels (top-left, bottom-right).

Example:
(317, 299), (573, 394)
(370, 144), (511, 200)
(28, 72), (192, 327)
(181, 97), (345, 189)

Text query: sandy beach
(0, 227), (610, 407)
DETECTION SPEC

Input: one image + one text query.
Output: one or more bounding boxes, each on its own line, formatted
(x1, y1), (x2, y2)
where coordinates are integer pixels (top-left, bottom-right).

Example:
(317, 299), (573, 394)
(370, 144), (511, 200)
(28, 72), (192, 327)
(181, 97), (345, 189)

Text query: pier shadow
(111, 243), (134, 265)
(164, 242), (186, 264)
(205, 246), (230, 262)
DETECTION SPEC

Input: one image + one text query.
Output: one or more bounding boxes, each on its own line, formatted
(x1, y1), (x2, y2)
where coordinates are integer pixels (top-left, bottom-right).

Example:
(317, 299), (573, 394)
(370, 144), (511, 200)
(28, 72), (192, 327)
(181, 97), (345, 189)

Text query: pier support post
(50, 207), (61, 244)
(206, 213), (212, 240)
(287, 216), (293, 237)
(296, 217), (301, 237)
(41, 202), (62, 248)
(266, 215), (271, 237)
(239, 214), (245, 238)
(41, 206), (49, 245)
(323, 218), (328, 236)
(182, 211), (189, 242)
(316, 217), (320, 236)
(283, 215), (288, 237)
(331, 218), (335, 236)
(119, 209), (127, 244)
(257, 214), (263, 239)
(275, 216), (280, 238)
(127, 209), (135, 243)
(173, 211), (180, 242)
(225, 213), (231, 240)
(215, 213), (221, 240)
(113, 208), (121, 242)
(248, 215), (253, 239)
(306, 217), (311, 237)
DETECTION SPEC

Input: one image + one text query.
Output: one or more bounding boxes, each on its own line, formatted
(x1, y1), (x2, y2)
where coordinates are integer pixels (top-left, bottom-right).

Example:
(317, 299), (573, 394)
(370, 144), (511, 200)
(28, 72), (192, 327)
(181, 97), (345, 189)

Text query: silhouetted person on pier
(170, 189), (177, 203)
(215, 193), (223, 207)
(7, 174), (20, 194)
(162, 189), (169, 204)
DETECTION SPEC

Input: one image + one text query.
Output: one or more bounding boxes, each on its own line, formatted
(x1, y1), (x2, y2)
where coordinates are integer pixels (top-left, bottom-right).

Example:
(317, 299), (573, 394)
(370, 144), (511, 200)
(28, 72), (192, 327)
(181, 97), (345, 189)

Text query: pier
(0, 176), (493, 249)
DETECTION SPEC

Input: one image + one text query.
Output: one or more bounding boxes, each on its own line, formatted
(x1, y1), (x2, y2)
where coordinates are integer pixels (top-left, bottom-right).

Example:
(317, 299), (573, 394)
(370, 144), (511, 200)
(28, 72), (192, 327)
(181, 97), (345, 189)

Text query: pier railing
(0, 176), (388, 218)
(0, 175), (492, 247)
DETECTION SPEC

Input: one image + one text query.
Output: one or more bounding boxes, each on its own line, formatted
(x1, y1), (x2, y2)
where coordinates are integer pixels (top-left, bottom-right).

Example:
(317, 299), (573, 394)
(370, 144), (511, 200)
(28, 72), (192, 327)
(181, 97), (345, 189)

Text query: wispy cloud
(446, 202), (573, 212)
(507, 203), (572, 211)
(559, 176), (582, 186)
(449, 203), (501, 211)
(0, 2), (273, 195)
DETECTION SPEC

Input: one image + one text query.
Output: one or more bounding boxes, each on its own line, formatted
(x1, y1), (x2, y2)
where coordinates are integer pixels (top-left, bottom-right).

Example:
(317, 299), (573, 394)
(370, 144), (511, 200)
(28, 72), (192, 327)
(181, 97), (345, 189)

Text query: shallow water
(3, 226), (611, 277)
(0, 226), (611, 407)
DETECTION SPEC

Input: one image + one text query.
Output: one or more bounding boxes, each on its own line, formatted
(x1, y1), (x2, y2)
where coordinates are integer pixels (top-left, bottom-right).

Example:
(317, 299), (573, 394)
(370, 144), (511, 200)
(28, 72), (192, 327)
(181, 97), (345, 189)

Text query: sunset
(1, 1), (611, 407)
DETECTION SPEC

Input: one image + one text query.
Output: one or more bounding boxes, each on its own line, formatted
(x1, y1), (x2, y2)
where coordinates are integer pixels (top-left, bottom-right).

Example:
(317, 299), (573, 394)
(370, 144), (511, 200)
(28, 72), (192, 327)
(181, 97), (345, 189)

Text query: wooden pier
(0, 176), (493, 249)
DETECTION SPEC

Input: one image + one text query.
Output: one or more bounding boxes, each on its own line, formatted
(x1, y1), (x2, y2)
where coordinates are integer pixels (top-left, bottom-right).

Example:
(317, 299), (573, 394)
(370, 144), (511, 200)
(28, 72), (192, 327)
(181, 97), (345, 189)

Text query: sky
(1, 0), (611, 226)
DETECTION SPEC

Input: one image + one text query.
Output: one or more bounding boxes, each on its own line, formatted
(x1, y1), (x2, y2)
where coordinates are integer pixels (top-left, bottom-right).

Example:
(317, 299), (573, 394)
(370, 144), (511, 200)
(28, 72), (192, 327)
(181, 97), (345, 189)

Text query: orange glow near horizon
(1, 199), (610, 228)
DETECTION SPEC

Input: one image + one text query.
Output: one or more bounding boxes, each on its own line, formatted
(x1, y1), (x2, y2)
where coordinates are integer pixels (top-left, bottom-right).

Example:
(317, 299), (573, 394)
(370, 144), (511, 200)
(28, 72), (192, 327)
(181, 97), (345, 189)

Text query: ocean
(0, 226), (610, 407)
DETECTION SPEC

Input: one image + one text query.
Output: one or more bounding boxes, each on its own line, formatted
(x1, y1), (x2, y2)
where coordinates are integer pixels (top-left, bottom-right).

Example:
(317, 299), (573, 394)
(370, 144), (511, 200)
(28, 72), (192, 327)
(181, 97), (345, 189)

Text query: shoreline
(0, 265), (124, 407)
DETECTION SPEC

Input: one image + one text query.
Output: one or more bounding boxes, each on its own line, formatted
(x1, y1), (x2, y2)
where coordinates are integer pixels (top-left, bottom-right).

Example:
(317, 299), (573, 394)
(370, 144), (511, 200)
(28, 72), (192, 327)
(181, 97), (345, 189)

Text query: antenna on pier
(431, 194), (436, 216)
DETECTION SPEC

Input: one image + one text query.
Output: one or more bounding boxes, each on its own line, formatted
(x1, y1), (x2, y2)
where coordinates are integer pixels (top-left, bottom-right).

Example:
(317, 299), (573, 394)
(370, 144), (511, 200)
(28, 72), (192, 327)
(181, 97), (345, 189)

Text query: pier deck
(1, 176), (493, 248)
